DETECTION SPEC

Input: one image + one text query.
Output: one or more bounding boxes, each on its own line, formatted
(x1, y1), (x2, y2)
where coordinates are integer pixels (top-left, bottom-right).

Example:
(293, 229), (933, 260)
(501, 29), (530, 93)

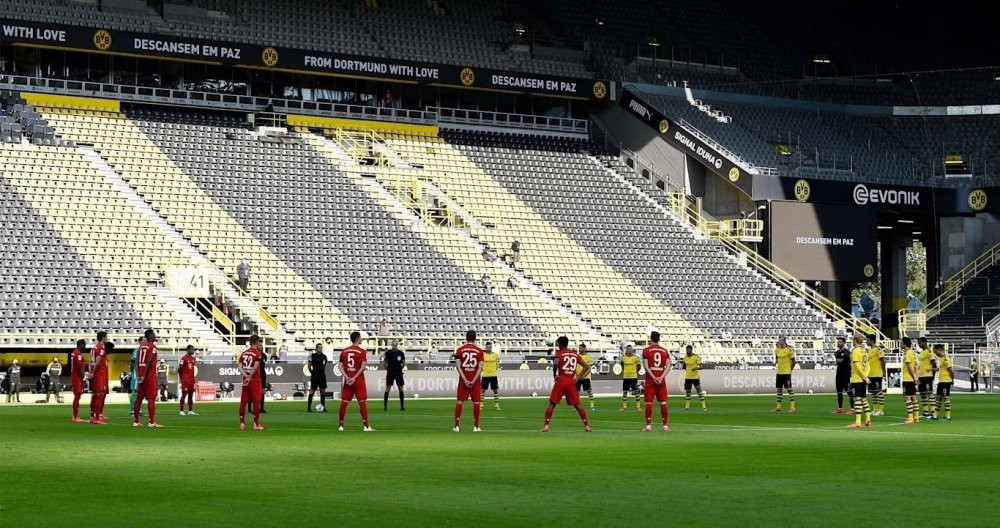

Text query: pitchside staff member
(45, 357), (64, 403)
(5, 359), (21, 403)
(833, 337), (853, 414)
(307, 343), (328, 412)
(382, 339), (406, 412)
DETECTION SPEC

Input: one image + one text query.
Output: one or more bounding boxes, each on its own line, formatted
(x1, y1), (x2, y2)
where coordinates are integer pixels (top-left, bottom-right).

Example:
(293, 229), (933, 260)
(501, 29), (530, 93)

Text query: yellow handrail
(669, 192), (889, 344)
(899, 242), (1000, 335)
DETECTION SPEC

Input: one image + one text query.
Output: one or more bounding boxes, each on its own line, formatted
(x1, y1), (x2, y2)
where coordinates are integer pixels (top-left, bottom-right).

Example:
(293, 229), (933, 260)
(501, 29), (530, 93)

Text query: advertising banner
(0, 19), (607, 100)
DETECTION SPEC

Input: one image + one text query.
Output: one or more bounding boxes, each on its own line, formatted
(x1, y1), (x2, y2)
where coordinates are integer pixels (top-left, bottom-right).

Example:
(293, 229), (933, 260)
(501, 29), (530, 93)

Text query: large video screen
(768, 201), (877, 282)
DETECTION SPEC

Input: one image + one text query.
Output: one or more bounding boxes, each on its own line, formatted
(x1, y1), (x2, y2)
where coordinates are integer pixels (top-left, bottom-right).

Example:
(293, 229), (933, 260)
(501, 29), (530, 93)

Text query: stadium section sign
(768, 201), (878, 282)
(618, 89), (752, 195)
(0, 19), (606, 100)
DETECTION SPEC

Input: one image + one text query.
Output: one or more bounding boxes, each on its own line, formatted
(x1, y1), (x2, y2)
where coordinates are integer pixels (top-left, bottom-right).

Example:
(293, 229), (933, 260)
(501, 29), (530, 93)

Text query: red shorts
(240, 382), (263, 404)
(456, 378), (482, 402)
(92, 373), (108, 393)
(644, 377), (668, 403)
(137, 379), (158, 400)
(341, 376), (368, 402)
(72, 377), (85, 395)
(549, 379), (581, 406)
(181, 380), (196, 392)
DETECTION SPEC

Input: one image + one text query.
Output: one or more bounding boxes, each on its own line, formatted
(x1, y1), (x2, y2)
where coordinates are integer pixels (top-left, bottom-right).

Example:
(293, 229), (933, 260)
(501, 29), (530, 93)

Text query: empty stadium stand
(445, 130), (839, 344)
(925, 248), (1000, 353)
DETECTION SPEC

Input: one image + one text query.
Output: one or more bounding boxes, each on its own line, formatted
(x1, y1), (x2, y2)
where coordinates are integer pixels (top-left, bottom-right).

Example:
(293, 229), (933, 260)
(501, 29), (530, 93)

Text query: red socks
(338, 400), (349, 425)
(660, 402), (669, 426)
(359, 401), (369, 427)
(576, 406), (589, 426)
(473, 402), (481, 427)
(544, 406), (554, 425)
(72, 394), (81, 419)
(455, 403), (463, 427)
(645, 403), (653, 425)
(148, 400), (156, 424)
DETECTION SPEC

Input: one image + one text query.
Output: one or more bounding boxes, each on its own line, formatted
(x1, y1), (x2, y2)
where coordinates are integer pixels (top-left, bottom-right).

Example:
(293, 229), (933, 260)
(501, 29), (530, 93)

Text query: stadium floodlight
(877, 225), (892, 230)
(897, 219), (914, 224)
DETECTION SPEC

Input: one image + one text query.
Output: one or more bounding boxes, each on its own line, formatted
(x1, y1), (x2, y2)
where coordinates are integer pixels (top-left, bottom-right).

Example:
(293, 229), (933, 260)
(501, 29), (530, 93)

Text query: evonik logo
(852, 184), (920, 206)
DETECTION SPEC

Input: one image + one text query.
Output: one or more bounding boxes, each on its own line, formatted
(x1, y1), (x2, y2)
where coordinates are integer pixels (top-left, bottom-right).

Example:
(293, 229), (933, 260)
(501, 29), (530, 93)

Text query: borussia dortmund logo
(460, 67), (475, 86)
(261, 47), (279, 67)
(793, 179), (811, 202)
(93, 29), (112, 51)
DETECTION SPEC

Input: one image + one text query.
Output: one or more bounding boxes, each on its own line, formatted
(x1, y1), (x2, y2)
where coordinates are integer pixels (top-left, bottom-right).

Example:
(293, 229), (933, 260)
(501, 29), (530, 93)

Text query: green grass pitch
(2, 394), (998, 527)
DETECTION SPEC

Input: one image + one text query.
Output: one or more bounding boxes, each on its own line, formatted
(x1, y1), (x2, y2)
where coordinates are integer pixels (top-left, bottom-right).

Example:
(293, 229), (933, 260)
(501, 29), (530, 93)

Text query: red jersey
(91, 342), (108, 376)
(179, 354), (197, 383)
(554, 348), (585, 383)
(642, 344), (671, 379)
(136, 341), (158, 381)
(455, 343), (484, 381)
(239, 347), (262, 386)
(340, 345), (367, 379)
(70, 348), (87, 381)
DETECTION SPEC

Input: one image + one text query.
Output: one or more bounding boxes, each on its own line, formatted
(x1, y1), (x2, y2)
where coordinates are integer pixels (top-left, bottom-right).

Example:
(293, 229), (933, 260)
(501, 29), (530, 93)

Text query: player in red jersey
(339, 331), (373, 432)
(132, 329), (162, 428)
(178, 345), (198, 416)
(238, 335), (265, 430)
(642, 331), (671, 432)
(541, 336), (592, 433)
(454, 330), (485, 432)
(70, 339), (88, 422)
(88, 331), (109, 424)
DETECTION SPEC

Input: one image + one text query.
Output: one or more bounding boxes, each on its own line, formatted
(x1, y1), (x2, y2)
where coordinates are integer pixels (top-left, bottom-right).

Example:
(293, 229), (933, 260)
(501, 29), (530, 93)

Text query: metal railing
(427, 106), (588, 135)
(986, 314), (1000, 348)
(667, 191), (890, 345)
(0, 333), (191, 356)
(899, 242), (1000, 334)
(676, 118), (775, 176)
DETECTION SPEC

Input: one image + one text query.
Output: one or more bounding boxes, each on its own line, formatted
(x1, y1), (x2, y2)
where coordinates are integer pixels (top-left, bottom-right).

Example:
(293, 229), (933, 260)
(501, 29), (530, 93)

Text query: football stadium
(1, 0), (999, 526)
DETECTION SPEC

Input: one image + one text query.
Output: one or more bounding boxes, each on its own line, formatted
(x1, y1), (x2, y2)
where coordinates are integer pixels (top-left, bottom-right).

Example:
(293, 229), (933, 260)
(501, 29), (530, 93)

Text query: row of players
(55, 329), (955, 431)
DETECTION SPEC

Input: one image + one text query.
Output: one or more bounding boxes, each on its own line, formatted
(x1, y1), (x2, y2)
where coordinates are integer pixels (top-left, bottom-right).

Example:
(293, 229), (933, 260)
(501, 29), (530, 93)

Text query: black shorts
(310, 376), (327, 390)
(622, 378), (638, 392)
(867, 377), (883, 392)
(903, 381), (917, 396)
(775, 374), (792, 389)
(482, 376), (498, 391)
(936, 382), (952, 397)
(684, 378), (701, 390)
(385, 371), (404, 387)
(918, 377), (934, 392)
(851, 382), (867, 399)
(575, 378), (592, 392)
(836, 376), (851, 392)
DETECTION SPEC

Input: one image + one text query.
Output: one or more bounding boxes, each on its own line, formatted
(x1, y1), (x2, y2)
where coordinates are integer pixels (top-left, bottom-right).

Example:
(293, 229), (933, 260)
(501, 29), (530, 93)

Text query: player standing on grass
(307, 343), (328, 412)
(133, 329), (161, 428)
(481, 341), (501, 411)
(619, 345), (642, 411)
(454, 330), (484, 432)
(128, 338), (141, 415)
(238, 335), (264, 431)
(917, 337), (937, 416)
(541, 336), (591, 433)
(178, 345), (197, 416)
(931, 344), (954, 421)
(381, 339), (406, 412)
(70, 340), (88, 422)
(682, 345), (706, 411)
(833, 337), (853, 414)
(772, 336), (796, 413)
(641, 331), (671, 432)
(848, 334), (871, 428)
(575, 343), (596, 411)
(89, 331), (109, 424)
(900, 337), (920, 424)
(339, 331), (373, 432)
(866, 334), (886, 416)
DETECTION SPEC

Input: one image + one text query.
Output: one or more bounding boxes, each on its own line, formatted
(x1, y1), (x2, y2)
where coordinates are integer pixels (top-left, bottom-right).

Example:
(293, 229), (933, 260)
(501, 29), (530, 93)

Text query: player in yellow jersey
(930, 344), (954, 421)
(916, 337), (937, 416)
(574, 343), (596, 411)
(866, 334), (886, 416)
(481, 342), (501, 410)
(848, 334), (872, 428)
(771, 336), (797, 413)
(900, 337), (920, 424)
(682, 345), (707, 411)
(619, 346), (642, 411)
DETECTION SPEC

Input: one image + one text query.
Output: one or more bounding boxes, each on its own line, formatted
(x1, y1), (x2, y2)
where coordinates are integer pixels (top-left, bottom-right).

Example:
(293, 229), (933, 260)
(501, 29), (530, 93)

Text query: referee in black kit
(307, 342), (328, 412)
(382, 339), (406, 411)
